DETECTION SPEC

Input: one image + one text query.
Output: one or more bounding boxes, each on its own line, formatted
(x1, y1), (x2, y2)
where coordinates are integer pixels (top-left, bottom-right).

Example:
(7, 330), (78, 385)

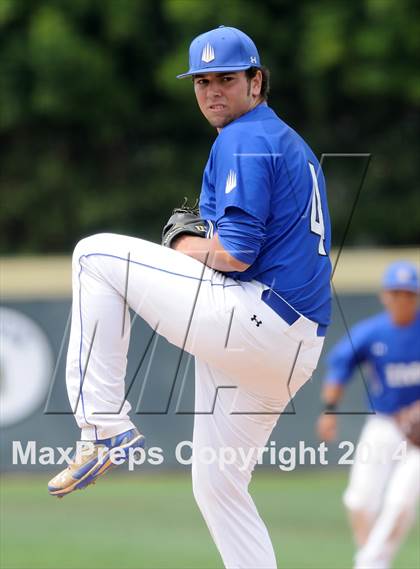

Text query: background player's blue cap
(177, 25), (261, 79)
(382, 260), (420, 292)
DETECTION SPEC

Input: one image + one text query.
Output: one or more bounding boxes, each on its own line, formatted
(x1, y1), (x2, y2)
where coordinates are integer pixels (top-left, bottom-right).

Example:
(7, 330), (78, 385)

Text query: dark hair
(245, 66), (270, 100)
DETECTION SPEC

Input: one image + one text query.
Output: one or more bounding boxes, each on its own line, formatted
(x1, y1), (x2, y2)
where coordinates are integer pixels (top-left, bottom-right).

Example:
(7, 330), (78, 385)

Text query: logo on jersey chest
(371, 342), (388, 356)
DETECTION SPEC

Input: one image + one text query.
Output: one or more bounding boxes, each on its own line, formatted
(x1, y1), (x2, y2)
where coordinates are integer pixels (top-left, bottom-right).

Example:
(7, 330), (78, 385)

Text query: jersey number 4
(309, 162), (327, 256)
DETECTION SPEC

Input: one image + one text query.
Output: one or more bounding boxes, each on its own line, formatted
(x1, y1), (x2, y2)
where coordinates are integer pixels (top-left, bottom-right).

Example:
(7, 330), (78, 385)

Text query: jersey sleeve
(325, 321), (371, 385)
(217, 206), (266, 264)
(212, 126), (275, 224)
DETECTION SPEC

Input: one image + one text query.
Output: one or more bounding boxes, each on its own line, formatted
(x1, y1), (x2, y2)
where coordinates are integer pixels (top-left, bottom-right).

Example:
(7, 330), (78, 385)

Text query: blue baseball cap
(177, 25), (261, 79)
(382, 260), (420, 293)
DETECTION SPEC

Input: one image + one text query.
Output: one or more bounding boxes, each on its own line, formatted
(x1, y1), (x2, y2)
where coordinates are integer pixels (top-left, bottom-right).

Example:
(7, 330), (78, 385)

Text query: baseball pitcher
(49, 26), (332, 568)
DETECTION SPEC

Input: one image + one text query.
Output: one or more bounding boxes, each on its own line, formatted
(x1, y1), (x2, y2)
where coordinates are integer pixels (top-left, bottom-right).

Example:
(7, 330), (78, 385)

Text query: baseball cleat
(47, 428), (145, 498)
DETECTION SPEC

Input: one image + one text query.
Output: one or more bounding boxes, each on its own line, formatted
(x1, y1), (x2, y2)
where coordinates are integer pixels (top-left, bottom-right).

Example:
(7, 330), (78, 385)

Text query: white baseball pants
(344, 415), (420, 569)
(66, 233), (324, 569)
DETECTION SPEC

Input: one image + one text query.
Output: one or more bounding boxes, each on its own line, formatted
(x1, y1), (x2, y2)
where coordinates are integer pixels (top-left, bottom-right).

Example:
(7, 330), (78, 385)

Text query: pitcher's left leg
(192, 359), (282, 569)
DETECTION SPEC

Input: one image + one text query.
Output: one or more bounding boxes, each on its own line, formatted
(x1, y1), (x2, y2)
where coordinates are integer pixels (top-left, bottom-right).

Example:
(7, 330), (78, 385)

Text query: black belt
(261, 289), (327, 337)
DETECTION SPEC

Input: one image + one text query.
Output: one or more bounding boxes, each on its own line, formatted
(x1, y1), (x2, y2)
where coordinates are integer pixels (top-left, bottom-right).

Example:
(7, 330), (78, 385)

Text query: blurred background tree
(0, 0), (419, 253)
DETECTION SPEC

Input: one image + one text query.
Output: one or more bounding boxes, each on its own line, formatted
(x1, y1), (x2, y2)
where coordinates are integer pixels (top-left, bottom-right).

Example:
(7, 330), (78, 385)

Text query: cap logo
(250, 56), (257, 64)
(396, 267), (411, 283)
(201, 43), (215, 63)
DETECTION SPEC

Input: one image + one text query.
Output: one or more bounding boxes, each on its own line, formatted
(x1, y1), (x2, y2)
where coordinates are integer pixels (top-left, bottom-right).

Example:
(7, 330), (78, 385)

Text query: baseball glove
(395, 401), (420, 448)
(161, 198), (214, 248)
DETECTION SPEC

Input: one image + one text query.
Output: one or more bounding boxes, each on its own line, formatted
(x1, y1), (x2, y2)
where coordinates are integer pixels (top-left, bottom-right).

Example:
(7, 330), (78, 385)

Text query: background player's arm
(316, 324), (369, 442)
(317, 383), (345, 442)
(173, 233), (250, 273)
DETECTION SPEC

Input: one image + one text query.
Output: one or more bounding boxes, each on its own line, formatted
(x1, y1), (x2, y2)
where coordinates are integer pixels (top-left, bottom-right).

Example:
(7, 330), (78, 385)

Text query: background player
(317, 260), (420, 569)
(48, 26), (331, 568)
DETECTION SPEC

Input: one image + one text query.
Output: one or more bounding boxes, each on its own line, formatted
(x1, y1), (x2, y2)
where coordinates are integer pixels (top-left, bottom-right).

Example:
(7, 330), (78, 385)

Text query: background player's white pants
(66, 233), (324, 569)
(343, 415), (420, 569)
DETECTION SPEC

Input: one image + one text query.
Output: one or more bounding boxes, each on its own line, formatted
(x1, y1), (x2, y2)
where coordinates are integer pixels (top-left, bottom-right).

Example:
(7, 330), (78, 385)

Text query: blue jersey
(199, 103), (332, 326)
(326, 311), (420, 414)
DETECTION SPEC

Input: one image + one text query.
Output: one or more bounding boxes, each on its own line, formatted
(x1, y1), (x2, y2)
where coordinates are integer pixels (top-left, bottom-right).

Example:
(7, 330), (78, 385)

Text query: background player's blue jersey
(326, 310), (420, 414)
(199, 103), (332, 326)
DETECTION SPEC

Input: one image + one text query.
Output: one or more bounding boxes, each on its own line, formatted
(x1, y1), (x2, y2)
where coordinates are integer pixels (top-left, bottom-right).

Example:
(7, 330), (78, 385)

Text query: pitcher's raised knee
(72, 233), (113, 266)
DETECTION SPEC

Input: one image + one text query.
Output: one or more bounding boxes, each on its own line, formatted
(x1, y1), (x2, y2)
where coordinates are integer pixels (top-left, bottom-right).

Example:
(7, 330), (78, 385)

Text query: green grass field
(1, 470), (418, 569)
